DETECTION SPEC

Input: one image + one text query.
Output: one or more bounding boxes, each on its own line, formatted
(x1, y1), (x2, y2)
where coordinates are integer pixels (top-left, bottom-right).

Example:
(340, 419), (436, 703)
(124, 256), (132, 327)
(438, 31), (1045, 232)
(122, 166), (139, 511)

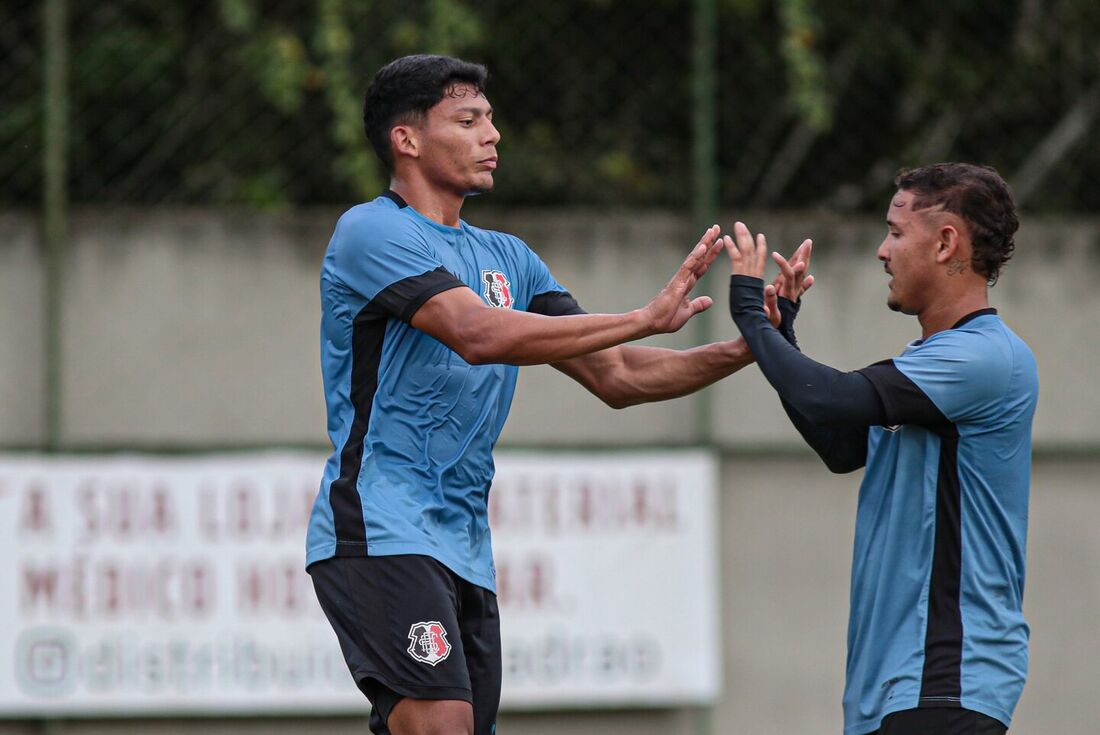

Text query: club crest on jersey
(481, 270), (514, 309)
(407, 621), (452, 666)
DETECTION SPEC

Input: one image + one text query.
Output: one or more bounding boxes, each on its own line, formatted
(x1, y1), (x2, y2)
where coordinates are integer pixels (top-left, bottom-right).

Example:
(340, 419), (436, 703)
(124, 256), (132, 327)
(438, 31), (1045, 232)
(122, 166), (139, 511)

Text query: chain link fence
(3, 0), (1099, 211)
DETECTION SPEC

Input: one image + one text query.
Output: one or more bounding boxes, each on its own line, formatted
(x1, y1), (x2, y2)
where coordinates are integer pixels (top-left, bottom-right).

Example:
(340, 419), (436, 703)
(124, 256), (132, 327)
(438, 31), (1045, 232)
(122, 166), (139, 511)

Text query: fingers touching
(725, 223), (815, 301)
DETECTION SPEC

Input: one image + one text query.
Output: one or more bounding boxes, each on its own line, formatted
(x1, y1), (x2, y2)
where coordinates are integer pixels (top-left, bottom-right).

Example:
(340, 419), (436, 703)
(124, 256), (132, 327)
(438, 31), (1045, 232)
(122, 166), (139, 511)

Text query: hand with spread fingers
(724, 222), (815, 328)
(723, 221), (770, 280)
(643, 224), (725, 333)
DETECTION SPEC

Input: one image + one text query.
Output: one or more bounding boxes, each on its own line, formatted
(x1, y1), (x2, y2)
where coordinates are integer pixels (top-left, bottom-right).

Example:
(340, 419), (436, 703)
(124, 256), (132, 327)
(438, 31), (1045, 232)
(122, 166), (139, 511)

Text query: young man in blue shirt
(725, 163), (1037, 735)
(307, 54), (765, 735)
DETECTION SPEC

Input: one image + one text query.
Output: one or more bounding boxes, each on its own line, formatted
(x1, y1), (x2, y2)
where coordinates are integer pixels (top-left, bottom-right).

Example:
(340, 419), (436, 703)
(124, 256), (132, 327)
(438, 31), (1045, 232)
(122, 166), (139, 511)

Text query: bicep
(408, 285), (489, 350)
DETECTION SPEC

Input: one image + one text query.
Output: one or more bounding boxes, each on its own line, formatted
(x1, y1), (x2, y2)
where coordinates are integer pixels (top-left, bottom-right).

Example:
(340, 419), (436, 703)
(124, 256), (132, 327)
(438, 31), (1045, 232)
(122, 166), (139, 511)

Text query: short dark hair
(363, 54), (488, 171)
(894, 163), (1019, 285)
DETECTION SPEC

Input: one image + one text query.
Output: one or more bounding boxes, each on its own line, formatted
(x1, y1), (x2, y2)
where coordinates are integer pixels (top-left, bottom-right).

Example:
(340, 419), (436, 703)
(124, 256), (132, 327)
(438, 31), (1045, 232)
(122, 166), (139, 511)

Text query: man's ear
(934, 222), (963, 265)
(391, 124), (420, 161)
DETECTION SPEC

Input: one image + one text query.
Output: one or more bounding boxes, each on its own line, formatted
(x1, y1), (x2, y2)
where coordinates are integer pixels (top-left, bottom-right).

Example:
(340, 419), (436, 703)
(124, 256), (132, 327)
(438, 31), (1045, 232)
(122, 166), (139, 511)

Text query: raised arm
(549, 237), (798, 409)
(725, 222), (886, 426)
(724, 223), (883, 472)
(725, 222), (964, 474)
(411, 226), (725, 365)
(771, 288), (871, 472)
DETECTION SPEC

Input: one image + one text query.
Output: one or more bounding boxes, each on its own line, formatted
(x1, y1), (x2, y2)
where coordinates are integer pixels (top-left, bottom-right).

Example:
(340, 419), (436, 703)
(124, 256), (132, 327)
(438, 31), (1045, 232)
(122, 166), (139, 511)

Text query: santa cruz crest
(407, 621), (452, 666)
(481, 270), (514, 309)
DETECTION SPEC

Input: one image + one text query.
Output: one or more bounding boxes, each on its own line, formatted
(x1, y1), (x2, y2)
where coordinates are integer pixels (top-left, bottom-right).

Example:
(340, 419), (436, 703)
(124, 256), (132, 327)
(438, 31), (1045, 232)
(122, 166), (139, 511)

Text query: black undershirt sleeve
(774, 295), (871, 473)
(730, 275), (886, 426)
(732, 276), (955, 471)
(730, 275), (881, 473)
(780, 398), (870, 473)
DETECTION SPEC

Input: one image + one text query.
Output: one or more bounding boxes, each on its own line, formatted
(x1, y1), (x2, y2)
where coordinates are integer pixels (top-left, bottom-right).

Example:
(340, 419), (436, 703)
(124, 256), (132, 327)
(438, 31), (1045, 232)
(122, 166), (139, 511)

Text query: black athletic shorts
(308, 554), (501, 735)
(868, 707), (1008, 735)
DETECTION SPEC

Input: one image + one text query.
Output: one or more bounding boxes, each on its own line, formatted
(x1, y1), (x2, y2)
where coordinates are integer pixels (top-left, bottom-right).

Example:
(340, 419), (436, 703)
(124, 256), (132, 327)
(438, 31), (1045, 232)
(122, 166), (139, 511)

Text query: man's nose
(485, 120), (501, 146)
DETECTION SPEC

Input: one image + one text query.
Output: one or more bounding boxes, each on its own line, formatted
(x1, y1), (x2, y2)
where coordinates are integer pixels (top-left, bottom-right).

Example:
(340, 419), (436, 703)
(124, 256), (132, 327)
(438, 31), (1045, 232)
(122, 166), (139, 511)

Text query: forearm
(587, 340), (754, 408)
(467, 309), (660, 365)
(729, 275), (886, 427)
(410, 289), (662, 366)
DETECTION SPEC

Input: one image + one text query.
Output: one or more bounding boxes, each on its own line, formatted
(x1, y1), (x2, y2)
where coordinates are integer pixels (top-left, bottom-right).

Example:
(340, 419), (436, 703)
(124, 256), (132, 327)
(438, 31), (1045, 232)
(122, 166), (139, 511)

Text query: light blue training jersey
(306, 192), (579, 591)
(849, 312), (1038, 734)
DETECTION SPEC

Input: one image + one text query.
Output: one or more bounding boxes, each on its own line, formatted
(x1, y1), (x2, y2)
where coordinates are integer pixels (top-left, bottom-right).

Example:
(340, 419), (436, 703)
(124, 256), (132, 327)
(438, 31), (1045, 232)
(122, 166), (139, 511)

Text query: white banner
(0, 451), (719, 715)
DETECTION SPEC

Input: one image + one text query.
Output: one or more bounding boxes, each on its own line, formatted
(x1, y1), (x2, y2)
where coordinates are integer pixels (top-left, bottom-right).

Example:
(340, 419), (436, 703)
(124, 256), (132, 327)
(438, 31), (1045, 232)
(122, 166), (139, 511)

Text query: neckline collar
(381, 188), (407, 209)
(951, 307), (997, 330)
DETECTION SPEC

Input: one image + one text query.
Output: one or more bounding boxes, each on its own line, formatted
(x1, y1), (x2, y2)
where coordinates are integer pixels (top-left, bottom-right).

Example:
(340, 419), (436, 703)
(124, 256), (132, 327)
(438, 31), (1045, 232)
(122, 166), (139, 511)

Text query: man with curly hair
(725, 163), (1037, 735)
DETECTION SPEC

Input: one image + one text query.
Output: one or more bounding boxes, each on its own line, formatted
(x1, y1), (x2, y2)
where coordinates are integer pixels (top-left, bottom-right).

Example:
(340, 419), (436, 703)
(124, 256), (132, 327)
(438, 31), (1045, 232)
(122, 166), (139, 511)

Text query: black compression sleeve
(776, 296), (800, 347)
(729, 275), (887, 427)
(780, 398), (870, 472)
(768, 294), (868, 471)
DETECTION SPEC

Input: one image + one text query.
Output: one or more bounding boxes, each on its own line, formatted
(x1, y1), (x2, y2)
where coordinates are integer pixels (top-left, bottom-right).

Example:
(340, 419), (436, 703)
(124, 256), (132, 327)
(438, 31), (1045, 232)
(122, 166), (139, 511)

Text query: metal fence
(3, 0), (1100, 212)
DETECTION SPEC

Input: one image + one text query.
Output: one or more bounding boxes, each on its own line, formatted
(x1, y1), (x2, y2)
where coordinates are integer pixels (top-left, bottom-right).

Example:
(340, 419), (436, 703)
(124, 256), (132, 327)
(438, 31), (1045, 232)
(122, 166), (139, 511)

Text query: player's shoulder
(334, 196), (422, 242)
(922, 312), (1013, 354)
(919, 312), (1034, 386)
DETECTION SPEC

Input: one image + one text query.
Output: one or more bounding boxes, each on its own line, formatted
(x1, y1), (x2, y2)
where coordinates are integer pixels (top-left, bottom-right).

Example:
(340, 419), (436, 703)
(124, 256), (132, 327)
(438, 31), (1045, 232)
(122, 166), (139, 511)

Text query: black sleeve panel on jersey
(369, 266), (467, 323)
(858, 360), (952, 430)
(527, 290), (587, 316)
(729, 275), (887, 427)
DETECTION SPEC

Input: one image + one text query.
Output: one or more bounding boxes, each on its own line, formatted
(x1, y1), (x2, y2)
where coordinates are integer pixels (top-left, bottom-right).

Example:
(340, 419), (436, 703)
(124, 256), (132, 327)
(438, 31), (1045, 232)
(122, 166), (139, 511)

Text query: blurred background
(2, 0), (1099, 733)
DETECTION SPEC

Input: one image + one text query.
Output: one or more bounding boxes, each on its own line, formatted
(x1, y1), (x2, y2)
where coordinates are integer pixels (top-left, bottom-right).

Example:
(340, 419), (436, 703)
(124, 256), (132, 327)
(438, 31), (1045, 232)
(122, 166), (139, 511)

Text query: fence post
(693, 0), (719, 447)
(43, 0), (68, 452)
(692, 0), (720, 729)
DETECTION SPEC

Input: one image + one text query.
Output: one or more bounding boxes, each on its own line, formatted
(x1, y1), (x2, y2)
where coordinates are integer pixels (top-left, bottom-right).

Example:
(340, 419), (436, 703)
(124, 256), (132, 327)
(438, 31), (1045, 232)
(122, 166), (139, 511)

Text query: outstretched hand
(723, 221), (770, 279)
(724, 221), (815, 327)
(642, 224), (724, 333)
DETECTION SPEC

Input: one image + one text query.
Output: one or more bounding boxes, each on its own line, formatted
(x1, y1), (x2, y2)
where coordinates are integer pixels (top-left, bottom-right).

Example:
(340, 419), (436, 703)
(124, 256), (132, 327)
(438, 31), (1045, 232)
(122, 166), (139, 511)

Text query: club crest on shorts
(407, 621), (452, 666)
(481, 270), (514, 309)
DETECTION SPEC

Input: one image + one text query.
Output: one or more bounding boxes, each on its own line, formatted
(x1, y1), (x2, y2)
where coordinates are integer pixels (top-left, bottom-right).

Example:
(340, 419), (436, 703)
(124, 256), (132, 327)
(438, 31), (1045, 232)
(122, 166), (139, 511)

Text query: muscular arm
(410, 231), (724, 366)
(412, 286), (667, 365)
(552, 340), (754, 409)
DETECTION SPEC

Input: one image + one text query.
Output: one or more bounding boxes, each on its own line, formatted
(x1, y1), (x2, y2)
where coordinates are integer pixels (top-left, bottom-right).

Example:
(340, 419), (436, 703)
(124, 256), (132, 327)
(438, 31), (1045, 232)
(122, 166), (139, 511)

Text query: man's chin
(465, 176), (495, 197)
(886, 296), (921, 316)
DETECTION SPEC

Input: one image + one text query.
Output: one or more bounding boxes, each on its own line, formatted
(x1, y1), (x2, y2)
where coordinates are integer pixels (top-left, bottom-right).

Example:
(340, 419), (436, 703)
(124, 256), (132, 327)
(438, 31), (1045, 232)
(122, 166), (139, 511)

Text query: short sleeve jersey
(845, 311), (1038, 734)
(306, 193), (582, 591)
